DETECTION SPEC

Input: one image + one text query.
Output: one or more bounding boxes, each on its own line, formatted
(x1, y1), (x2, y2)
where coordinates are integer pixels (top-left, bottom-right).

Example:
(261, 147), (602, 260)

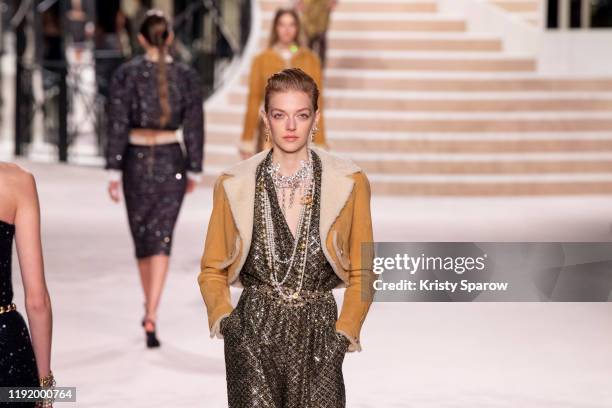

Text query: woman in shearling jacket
(198, 68), (374, 407)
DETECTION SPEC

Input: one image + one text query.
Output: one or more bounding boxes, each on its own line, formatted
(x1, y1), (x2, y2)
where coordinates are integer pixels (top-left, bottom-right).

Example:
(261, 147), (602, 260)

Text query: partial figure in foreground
(0, 163), (54, 407)
(199, 68), (375, 407)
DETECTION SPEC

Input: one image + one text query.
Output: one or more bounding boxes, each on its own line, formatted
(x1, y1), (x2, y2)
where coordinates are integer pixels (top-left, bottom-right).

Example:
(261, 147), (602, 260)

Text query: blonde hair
(264, 68), (319, 113)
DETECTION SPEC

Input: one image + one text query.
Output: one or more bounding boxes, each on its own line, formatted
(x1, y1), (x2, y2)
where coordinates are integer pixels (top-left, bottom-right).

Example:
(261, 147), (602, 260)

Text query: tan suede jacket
(197, 146), (375, 352)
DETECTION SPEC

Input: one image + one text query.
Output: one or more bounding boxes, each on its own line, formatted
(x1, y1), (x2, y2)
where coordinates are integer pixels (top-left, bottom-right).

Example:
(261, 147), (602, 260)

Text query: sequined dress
(105, 56), (204, 259)
(220, 149), (351, 408)
(0, 221), (38, 406)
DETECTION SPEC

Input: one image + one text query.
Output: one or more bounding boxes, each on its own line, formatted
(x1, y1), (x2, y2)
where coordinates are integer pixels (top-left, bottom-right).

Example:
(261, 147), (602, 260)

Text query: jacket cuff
(208, 302), (234, 338)
(187, 171), (202, 183)
(108, 169), (122, 182)
(210, 312), (232, 339)
(335, 327), (362, 352)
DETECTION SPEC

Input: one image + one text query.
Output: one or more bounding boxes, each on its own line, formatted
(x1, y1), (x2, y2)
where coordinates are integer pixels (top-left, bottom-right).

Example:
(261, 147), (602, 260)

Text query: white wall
(440, 0), (612, 75)
(438, 0), (541, 55)
(537, 30), (612, 75)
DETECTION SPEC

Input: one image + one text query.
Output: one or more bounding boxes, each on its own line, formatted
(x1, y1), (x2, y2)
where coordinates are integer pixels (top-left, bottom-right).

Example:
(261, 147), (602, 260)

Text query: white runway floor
(8, 159), (612, 407)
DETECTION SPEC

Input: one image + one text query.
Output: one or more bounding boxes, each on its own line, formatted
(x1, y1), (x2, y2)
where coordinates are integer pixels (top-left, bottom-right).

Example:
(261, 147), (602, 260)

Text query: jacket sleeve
(105, 65), (133, 170)
(182, 67), (204, 173)
(240, 55), (264, 154)
(335, 171), (376, 352)
(198, 175), (235, 338)
(310, 54), (328, 149)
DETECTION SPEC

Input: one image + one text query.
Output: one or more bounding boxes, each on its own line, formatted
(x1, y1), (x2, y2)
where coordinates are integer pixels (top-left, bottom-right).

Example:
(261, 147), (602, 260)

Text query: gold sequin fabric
(0, 221), (38, 407)
(220, 149), (351, 407)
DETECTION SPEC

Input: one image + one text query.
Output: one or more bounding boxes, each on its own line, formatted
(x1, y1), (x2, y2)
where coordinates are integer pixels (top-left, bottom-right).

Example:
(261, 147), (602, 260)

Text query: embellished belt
(0, 302), (16, 314)
(245, 284), (333, 307)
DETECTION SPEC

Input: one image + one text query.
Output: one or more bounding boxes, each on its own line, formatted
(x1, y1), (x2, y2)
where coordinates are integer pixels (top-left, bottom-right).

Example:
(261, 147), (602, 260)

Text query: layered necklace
(267, 153), (313, 214)
(260, 149), (314, 301)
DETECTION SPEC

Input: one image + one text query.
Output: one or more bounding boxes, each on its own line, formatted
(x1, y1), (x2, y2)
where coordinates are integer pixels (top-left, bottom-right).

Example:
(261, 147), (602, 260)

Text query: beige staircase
(204, 0), (612, 195)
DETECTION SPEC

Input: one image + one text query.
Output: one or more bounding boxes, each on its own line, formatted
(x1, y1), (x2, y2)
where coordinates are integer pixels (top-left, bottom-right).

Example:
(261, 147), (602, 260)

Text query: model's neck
(271, 146), (310, 175)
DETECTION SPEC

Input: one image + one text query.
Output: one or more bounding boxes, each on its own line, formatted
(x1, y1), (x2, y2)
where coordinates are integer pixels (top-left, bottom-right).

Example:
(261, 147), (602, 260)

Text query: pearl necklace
(260, 151), (315, 301)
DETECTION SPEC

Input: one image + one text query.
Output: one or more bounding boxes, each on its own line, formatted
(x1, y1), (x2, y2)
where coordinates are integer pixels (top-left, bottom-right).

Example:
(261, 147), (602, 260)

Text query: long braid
(156, 42), (170, 128)
(141, 10), (171, 128)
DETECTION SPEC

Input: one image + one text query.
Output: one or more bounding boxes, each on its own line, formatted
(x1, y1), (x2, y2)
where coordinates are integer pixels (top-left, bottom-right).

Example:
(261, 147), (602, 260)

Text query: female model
(105, 10), (204, 348)
(0, 163), (54, 407)
(199, 68), (375, 407)
(239, 8), (328, 159)
(297, 0), (338, 66)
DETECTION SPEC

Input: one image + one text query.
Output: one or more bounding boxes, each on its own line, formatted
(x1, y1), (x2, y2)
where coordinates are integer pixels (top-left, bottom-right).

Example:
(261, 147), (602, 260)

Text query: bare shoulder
(0, 163), (37, 197)
(0, 162), (34, 185)
(0, 163), (37, 221)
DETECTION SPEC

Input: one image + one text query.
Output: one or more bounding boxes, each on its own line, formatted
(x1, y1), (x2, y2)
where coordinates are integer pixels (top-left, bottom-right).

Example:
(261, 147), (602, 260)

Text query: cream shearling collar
(221, 146), (361, 286)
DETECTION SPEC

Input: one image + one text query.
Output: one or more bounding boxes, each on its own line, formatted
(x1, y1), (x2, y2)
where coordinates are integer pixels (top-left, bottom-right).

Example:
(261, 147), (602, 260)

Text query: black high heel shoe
(141, 318), (161, 348)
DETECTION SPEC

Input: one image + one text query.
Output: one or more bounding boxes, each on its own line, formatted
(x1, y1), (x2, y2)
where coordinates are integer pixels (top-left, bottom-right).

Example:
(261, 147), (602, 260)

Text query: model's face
(275, 13), (298, 46)
(263, 90), (319, 154)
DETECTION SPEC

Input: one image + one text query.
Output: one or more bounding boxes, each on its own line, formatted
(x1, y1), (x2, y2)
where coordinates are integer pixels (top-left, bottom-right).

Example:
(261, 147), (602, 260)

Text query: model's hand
(186, 178), (197, 194)
(108, 181), (120, 202)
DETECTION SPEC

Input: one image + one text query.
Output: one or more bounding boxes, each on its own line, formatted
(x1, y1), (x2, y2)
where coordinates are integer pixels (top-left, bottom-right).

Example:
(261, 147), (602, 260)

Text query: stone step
(204, 127), (612, 154)
(490, 0), (540, 12)
(205, 106), (612, 131)
(328, 37), (503, 52)
(350, 154), (612, 174)
(202, 147), (612, 175)
(235, 71), (612, 92)
(262, 15), (467, 32)
(323, 74), (612, 91)
(258, 36), (503, 52)
(325, 54), (536, 71)
(199, 167), (612, 196)
(325, 117), (612, 132)
(328, 135), (612, 153)
(226, 91), (612, 112)
(260, 0), (438, 13)
(368, 179), (612, 195)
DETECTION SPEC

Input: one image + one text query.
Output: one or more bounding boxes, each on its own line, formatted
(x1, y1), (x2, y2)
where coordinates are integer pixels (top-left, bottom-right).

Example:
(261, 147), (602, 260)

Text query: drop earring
(265, 127), (271, 143)
(310, 124), (318, 144)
